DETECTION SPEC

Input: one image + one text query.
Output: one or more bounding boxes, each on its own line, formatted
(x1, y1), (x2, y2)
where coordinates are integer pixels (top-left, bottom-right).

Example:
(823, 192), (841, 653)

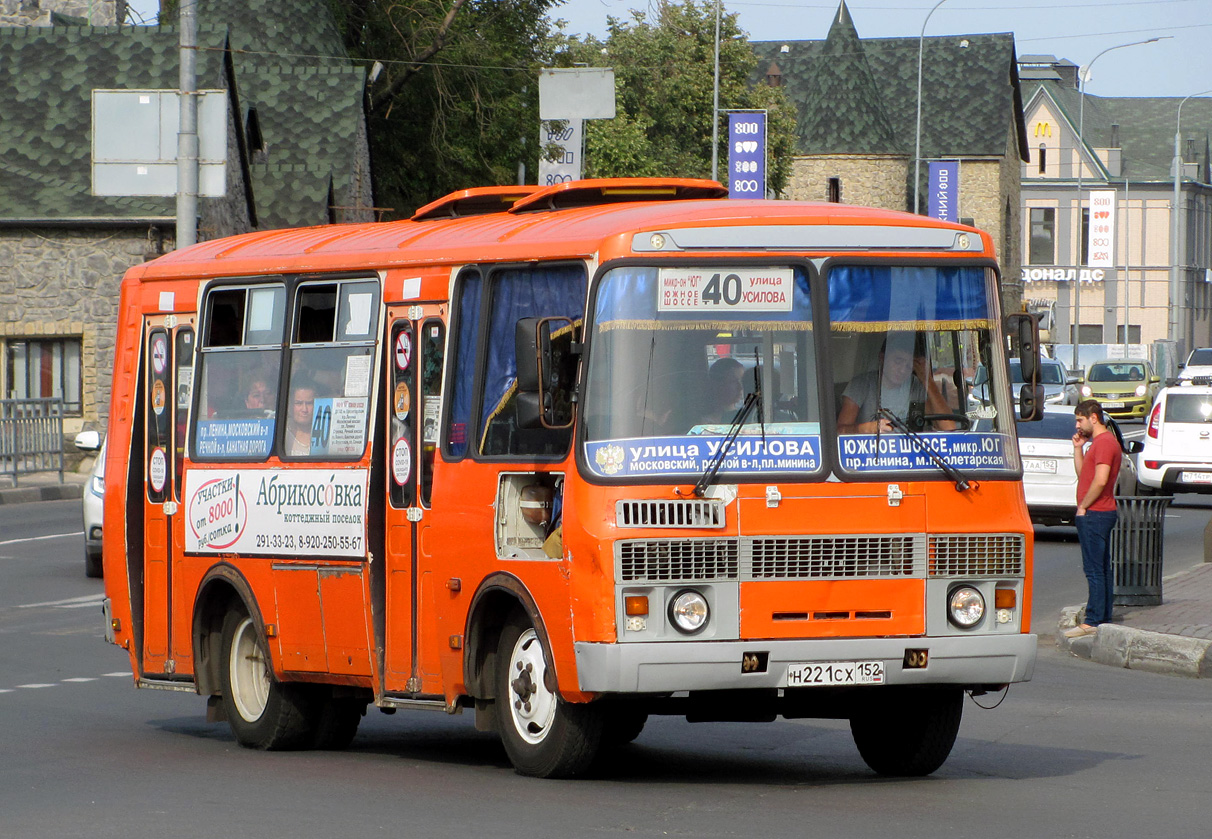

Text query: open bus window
(283, 279), (379, 460)
(478, 265), (586, 459)
(827, 265), (1018, 476)
(192, 284), (285, 461)
(582, 265), (821, 480)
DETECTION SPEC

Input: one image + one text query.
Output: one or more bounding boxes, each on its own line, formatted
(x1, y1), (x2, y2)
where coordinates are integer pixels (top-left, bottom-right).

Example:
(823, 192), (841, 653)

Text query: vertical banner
(727, 111), (766, 199)
(1087, 190), (1116, 268)
(927, 160), (959, 221)
(538, 119), (583, 186)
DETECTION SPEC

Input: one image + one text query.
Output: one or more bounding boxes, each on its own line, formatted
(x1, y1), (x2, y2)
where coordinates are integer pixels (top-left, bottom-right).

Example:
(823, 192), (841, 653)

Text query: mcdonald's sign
(1034, 122), (1052, 138)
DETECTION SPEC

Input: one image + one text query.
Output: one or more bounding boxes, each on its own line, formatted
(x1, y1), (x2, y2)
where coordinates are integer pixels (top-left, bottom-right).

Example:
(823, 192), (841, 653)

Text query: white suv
(1179, 348), (1212, 381)
(1137, 378), (1212, 494)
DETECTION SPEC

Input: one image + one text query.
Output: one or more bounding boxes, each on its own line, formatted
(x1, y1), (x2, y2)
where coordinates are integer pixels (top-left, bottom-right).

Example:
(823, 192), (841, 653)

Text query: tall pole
(176, 0), (198, 249)
(1122, 178), (1129, 355)
(1171, 89), (1212, 355)
(710, 0), (722, 182)
(913, 0), (947, 215)
(1070, 36), (1166, 372)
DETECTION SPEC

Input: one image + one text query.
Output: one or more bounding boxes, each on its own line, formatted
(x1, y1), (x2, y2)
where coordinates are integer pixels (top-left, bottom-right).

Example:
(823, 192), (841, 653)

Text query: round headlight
(948, 586), (985, 629)
(1081, 385), (1092, 397)
(668, 589), (709, 634)
(1135, 385), (1147, 397)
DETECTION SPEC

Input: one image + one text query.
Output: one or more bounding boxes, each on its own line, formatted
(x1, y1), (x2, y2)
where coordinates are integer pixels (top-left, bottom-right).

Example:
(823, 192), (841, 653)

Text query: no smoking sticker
(394, 331), (412, 371)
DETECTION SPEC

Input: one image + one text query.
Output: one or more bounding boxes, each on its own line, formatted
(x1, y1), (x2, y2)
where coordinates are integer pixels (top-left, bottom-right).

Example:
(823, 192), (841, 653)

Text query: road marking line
(0, 532), (83, 547)
(103, 672), (129, 678)
(17, 683), (56, 689)
(62, 677), (97, 683)
(17, 594), (104, 609)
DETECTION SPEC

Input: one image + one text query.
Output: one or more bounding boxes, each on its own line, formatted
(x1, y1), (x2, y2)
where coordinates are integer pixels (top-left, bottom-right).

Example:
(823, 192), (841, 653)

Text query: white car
(73, 431), (105, 578)
(1178, 347), (1212, 381)
(1018, 407), (1138, 526)
(1136, 380), (1212, 494)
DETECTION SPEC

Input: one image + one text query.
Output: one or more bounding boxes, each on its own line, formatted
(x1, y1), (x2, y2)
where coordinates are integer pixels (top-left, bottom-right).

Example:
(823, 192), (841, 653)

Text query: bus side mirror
(1006, 313), (1042, 421)
(515, 316), (576, 430)
(1018, 384), (1045, 421)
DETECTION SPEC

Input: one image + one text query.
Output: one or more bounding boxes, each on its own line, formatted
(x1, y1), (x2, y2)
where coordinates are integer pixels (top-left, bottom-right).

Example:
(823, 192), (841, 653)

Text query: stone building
(1019, 55), (1212, 367)
(0, 0), (373, 444)
(752, 1), (1029, 312)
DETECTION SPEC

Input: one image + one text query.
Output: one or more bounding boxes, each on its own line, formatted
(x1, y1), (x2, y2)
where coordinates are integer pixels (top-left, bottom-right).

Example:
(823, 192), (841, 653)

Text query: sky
(128, 0), (1212, 99)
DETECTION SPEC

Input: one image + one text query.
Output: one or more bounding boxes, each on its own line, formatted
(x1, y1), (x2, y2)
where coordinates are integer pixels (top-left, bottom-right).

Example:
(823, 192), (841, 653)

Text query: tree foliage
(555, 0), (796, 194)
(332, 0), (561, 217)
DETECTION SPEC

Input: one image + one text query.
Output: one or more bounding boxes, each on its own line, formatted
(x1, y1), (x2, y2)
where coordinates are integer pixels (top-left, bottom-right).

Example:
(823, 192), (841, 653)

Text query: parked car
(1018, 407), (1138, 527)
(73, 431), (105, 578)
(1178, 347), (1212, 381)
(1136, 380), (1212, 494)
(1010, 358), (1079, 405)
(1080, 359), (1161, 420)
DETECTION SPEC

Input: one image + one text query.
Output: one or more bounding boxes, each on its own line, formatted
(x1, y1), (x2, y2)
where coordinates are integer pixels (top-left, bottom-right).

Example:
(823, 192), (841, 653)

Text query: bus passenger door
(140, 316), (193, 677)
(383, 305), (446, 694)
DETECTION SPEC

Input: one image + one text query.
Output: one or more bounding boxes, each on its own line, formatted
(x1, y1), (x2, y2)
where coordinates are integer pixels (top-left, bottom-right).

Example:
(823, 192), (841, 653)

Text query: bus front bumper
(574, 634), (1037, 693)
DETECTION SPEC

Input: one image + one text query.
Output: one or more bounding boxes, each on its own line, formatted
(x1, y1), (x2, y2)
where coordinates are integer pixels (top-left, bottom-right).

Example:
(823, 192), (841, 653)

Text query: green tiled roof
(0, 0), (367, 228)
(753, 3), (1027, 161)
(1025, 80), (1212, 183)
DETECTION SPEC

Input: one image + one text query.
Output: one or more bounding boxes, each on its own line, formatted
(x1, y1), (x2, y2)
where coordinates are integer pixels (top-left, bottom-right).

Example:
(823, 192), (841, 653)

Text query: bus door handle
(406, 507), (423, 522)
(163, 501), (179, 516)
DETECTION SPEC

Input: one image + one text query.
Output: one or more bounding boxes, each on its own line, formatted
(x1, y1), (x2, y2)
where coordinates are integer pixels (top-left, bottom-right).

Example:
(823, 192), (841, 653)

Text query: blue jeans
(1075, 510), (1118, 626)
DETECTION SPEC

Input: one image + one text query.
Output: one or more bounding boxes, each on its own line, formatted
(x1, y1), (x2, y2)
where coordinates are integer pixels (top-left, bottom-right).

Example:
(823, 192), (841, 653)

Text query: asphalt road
(2, 499), (1210, 839)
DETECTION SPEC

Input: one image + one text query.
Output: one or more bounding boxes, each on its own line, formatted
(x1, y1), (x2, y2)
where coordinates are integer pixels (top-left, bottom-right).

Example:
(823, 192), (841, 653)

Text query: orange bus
(102, 178), (1042, 778)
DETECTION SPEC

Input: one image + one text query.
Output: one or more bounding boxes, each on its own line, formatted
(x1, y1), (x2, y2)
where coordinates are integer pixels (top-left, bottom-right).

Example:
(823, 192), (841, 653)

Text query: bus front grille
(615, 499), (725, 529)
(750, 535), (924, 579)
(928, 533), (1026, 577)
(618, 539), (740, 581)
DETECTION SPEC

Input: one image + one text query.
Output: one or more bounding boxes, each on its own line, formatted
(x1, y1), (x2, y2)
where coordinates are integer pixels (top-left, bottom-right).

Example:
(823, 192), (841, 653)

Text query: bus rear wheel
(495, 615), (603, 778)
(849, 687), (963, 776)
(219, 607), (318, 750)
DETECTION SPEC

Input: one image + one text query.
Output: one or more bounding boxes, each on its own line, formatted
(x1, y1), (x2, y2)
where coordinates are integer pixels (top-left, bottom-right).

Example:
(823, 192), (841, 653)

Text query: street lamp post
(1070, 37), (1166, 372)
(912, 0), (948, 216)
(710, 0), (722, 182)
(1170, 89), (1212, 356)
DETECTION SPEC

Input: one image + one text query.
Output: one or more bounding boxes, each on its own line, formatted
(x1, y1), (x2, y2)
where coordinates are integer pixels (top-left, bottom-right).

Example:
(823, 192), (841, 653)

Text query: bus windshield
(582, 263), (1017, 480)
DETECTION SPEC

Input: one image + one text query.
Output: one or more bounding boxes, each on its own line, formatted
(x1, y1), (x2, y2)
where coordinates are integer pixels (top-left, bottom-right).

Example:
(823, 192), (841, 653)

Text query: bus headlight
(668, 589), (709, 634)
(947, 586), (985, 629)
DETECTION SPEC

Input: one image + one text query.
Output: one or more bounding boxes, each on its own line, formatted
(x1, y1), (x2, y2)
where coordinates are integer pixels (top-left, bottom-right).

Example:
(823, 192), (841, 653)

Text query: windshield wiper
(877, 407), (976, 493)
(693, 390), (759, 498)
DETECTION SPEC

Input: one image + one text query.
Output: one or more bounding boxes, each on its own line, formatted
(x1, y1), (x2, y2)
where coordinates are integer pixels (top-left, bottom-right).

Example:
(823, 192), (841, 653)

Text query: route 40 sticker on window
(658, 267), (793, 312)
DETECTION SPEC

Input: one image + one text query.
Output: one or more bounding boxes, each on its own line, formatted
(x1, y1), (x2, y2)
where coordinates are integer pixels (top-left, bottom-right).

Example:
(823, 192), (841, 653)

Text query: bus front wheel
(219, 607), (318, 750)
(495, 615), (603, 778)
(849, 687), (963, 776)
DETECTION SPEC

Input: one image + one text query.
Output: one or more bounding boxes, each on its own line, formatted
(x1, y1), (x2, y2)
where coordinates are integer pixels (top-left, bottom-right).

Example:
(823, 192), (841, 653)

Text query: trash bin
(1110, 496), (1171, 606)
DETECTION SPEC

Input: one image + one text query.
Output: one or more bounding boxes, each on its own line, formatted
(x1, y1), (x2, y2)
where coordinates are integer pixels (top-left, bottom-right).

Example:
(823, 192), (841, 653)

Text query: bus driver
(837, 333), (955, 434)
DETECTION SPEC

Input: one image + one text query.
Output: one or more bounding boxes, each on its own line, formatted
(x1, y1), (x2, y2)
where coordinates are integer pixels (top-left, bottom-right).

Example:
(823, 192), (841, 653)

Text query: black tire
(219, 606), (319, 750)
(849, 688), (963, 777)
(495, 614), (603, 778)
(84, 549), (102, 579)
(1135, 481), (1157, 497)
(311, 695), (367, 750)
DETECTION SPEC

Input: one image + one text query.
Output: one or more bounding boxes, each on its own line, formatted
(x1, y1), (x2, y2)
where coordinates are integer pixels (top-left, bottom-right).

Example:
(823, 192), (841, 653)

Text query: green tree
(333, 0), (563, 217)
(556, 0), (795, 194)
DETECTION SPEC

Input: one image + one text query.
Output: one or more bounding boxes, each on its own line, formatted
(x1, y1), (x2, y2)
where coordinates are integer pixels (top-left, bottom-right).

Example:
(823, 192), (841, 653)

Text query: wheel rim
(228, 616), (270, 722)
(506, 628), (557, 745)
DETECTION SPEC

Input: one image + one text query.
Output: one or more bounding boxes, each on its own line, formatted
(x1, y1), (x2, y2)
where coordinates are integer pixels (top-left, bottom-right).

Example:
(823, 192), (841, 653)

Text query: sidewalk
(0, 468), (88, 505)
(1057, 562), (1212, 678)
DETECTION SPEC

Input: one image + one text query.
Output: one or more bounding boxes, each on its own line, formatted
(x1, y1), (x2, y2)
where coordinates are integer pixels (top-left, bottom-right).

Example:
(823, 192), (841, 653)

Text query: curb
(0, 483), (84, 506)
(1057, 606), (1212, 678)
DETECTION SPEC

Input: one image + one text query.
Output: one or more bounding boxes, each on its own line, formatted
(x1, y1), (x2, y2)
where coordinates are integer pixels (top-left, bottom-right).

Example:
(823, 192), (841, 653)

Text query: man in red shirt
(1064, 400), (1121, 638)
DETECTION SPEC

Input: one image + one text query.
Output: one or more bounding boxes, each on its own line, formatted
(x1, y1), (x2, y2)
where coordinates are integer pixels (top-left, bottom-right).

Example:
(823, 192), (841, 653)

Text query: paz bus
(101, 177), (1043, 778)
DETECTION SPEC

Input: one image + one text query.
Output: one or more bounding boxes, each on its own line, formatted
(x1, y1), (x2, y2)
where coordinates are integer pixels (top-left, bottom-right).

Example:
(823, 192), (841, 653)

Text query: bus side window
(420, 320), (445, 506)
(443, 269), (482, 460)
(192, 284), (284, 462)
(284, 279), (380, 460)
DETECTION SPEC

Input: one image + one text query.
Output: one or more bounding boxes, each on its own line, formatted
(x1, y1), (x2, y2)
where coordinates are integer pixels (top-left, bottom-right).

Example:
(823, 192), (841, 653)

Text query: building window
(5, 338), (82, 415)
(827, 177), (841, 203)
(1072, 324), (1103, 344)
(1038, 144), (1047, 174)
(1115, 325), (1141, 343)
(1029, 208), (1055, 265)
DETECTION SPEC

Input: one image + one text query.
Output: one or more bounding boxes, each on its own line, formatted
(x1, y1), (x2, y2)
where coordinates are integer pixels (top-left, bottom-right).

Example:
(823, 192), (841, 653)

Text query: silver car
(1010, 358), (1079, 406)
(73, 431), (105, 578)
(1018, 407), (1137, 527)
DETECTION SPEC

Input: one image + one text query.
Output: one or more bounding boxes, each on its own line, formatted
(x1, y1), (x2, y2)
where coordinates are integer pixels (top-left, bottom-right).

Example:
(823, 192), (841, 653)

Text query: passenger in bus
(702, 357), (746, 424)
(286, 378), (317, 456)
(837, 333), (955, 434)
(241, 373), (274, 417)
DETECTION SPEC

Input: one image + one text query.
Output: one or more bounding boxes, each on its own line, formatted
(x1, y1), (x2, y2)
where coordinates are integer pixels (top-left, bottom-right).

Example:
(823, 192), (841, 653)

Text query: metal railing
(0, 398), (65, 485)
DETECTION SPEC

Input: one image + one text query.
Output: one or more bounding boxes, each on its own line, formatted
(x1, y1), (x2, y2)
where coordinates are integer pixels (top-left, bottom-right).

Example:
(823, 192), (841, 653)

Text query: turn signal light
(624, 595), (649, 616)
(995, 589), (1017, 609)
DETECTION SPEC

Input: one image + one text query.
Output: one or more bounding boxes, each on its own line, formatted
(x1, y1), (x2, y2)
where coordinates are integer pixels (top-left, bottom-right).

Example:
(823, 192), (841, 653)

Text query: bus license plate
(1181, 471), (1212, 484)
(1022, 457), (1057, 474)
(786, 660), (885, 687)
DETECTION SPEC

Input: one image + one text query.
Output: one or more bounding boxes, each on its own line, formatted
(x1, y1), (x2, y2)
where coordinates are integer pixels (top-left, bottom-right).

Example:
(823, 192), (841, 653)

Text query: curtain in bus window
(447, 273), (482, 458)
(828, 266), (990, 331)
(479, 265), (585, 456)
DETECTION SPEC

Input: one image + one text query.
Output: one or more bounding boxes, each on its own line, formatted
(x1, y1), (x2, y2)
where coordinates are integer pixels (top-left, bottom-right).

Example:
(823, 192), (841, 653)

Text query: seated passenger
(240, 372), (275, 417)
(285, 377), (317, 456)
(702, 357), (746, 425)
(837, 333), (955, 434)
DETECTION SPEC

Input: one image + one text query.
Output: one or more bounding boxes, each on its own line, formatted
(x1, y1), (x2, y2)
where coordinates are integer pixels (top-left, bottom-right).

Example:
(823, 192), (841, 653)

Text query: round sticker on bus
(152, 379), (167, 415)
(394, 331), (412, 371)
(394, 381), (411, 421)
(151, 333), (168, 375)
(392, 437), (412, 486)
(148, 447), (168, 493)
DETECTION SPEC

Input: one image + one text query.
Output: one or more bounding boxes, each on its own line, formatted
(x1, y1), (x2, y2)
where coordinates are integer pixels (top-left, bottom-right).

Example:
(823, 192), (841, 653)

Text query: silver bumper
(575, 634), (1037, 693)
